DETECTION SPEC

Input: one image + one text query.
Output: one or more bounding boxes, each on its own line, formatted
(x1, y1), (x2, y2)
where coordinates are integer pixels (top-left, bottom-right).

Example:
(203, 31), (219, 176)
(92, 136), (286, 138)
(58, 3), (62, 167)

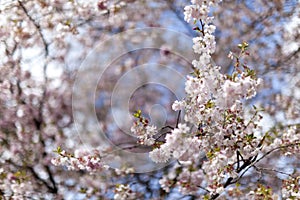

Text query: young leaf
(133, 109), (142, 118)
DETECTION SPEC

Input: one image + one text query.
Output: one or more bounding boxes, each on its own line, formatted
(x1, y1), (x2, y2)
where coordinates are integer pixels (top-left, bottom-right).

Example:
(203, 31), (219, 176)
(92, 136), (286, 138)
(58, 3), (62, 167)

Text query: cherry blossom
(0, 0), (299, 199)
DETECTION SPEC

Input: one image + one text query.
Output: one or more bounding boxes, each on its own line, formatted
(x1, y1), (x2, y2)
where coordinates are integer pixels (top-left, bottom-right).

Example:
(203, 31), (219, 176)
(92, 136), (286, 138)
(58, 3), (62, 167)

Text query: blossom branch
(18, 0), (49, 80)
(7, 159), (57, 193)
(254, 166), (295, 178)
(254, 142), (300, 165)
(216, 142), (300, 199)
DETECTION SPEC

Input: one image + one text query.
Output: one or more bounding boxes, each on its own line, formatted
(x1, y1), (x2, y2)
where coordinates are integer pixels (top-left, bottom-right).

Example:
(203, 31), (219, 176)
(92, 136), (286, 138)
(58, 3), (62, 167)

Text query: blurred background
(0, 0), (299, 199)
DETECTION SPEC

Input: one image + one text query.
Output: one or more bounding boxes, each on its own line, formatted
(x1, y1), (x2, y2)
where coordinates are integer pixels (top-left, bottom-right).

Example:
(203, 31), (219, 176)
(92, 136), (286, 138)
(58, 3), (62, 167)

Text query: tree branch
(18, 0), (49, 81)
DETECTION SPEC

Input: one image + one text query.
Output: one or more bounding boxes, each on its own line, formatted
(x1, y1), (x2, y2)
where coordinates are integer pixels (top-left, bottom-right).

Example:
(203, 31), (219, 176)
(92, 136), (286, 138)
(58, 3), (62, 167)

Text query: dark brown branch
(210, 142), (300, 199)
(8, 160), (57, 193)
(155, 131), (172, 140)
(18, 2), (57, 193)
(161, 125), (174, 130)
(197, 185), (210, 193)
(254, 166), (295, 178)
(254, 142), (300, 165)
(27, 165), (57, 193)
(18, 0), (49, 80)
(199, 19), (205, 36)
(176, 110), (181, 128)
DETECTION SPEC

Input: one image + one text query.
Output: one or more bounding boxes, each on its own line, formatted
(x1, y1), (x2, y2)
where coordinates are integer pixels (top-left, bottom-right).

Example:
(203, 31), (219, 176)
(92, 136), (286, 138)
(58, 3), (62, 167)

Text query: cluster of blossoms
(130, 110), (158, 146)
(132, 0), (272, 198)
(245, 184), (277, 200)
(1, 0), (298, 198)
(51, 147), (107, 172)
(0, 168), (34, 198)
(263, 125), (300, 154)
(245, 178), (300, 200)
(159, 162), (206, 195)
(97, 0), (126, 12)
(184, 0), (218, 68)
(281, 176), (300, 199)
(113, 184), (136, 200)
(47, 0), (299, 198)
(149, 123), (196, 163)
(0, 60), (74, 198)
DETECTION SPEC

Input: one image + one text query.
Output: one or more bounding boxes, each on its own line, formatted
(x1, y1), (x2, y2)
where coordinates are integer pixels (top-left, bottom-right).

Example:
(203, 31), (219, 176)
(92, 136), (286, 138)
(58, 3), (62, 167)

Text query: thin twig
(255, 142), (300, 165)
(199, 19), (205, 36)
(155, 131), (172, 140)
(176, 110), (181, 128)
(18, 0), (49, 81)
(210, 142), (300, 199)
(255, 166), (294, 178)
(161, 125), (174, 130)
(197, 185), (210, 193)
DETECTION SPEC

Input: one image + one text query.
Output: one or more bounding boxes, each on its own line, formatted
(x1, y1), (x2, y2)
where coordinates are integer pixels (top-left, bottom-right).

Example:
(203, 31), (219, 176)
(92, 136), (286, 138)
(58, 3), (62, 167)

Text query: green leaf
(238, 41), (249, 52)
(245, 133), (256, 142)
(191, 68), (201, 77)
(232, 72), (238, 81)
(207, 151), (214, 159)
(236, 117), (243, 123)
(205, 100), (215, 109)
(14, 170), (27, 184)
(246, 69), (256, 78)
(133, 109), (142, 118)
(0, 172), (7, 180)
(53, 146), (62, 154)
(175, 167), (182, 175)
(65, 19), (72, 26)
(79, 187), (87, 193)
